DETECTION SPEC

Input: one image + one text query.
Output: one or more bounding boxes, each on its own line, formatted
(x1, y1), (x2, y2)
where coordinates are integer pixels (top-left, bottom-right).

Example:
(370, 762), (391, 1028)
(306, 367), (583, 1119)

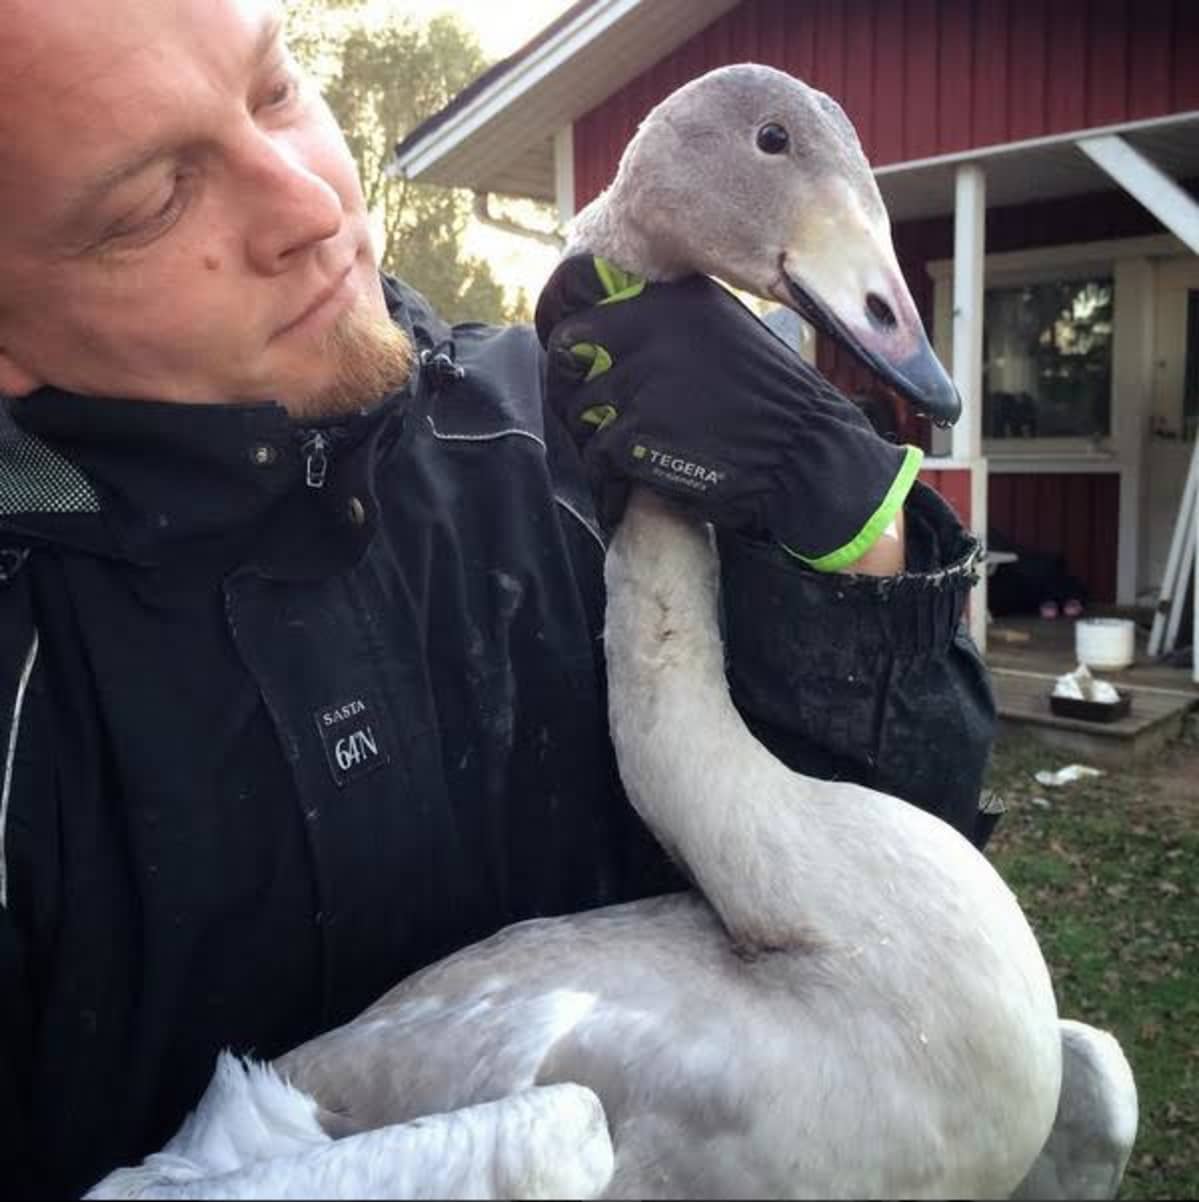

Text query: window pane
(983, 278), (1113, 439)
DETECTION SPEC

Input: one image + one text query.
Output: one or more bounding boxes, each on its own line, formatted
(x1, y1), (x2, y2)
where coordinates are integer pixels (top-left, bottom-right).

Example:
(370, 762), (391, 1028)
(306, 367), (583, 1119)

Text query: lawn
(984, 715), (1199, 1200)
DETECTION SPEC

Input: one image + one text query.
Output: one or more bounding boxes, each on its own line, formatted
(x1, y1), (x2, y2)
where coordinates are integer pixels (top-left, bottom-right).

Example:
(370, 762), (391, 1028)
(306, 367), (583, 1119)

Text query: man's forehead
(2, 0), (283, 82)
(0, 13), (181, 230)
(0, 0), (285, 234)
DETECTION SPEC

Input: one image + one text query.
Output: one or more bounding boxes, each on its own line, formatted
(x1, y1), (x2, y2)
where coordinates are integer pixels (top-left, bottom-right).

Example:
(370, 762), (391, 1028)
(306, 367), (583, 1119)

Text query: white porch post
(553, 125), (576, 226)
(1112, 258), (1155, 606)
(951, 163), (989, 652)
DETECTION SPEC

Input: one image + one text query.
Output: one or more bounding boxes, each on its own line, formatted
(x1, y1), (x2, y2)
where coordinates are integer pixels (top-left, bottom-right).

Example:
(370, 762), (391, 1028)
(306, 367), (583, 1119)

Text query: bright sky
(370, 0), (576, 313)
(372, 0), (574, 59)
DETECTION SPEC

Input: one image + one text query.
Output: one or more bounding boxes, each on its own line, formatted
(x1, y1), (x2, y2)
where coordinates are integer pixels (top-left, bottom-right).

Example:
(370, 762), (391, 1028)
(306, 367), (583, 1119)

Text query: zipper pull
(302, 431), (329, 489)
(419, 341), (466, 388)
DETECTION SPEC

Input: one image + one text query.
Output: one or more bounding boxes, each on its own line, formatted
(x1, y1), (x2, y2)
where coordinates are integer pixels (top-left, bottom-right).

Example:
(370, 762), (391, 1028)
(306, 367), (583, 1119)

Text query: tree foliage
(287, 2), (514, 324)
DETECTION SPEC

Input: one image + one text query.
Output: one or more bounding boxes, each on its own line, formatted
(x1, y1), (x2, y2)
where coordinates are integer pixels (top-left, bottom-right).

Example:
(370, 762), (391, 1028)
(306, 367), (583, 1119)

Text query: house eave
(877, 111), (1199, 223)
(400, 15), (1199, 221)
(391, 0), (740, 202)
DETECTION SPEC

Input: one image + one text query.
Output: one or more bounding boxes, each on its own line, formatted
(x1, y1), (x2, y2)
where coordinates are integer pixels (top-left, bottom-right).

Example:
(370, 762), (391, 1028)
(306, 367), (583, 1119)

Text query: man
(0, 0), (992, 1194)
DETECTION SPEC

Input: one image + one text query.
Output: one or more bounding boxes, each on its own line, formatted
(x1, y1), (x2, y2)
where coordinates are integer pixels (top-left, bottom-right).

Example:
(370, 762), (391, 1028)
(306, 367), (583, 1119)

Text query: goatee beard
(289, 304), (415, 421)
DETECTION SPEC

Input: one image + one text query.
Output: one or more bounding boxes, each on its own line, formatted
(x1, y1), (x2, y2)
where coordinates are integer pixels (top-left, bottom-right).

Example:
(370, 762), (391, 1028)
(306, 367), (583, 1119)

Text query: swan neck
(566, 190), (685, 282)
(603, 490), (828, 951)
(603, 489), (728, 686)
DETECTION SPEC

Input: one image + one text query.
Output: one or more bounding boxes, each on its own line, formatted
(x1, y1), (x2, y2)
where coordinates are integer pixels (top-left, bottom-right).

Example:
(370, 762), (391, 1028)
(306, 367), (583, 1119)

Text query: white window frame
(929, 233), (1184, 471)
(976, 268), (1116, 454)
(1153, 256), (1199, 439)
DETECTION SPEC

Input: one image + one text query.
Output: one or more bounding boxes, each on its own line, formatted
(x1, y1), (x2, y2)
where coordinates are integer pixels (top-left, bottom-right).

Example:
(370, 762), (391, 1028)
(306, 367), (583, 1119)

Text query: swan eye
(756, 123), (790, 155)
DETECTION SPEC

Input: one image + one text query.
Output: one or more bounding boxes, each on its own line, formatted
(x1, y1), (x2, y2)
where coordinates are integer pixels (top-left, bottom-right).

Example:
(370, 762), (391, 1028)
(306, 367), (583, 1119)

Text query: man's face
(0, 0), (410, 415)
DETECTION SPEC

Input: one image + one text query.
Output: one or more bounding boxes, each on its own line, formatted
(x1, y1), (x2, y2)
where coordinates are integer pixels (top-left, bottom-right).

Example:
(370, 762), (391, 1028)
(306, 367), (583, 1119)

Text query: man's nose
(240, 133), (343, 273)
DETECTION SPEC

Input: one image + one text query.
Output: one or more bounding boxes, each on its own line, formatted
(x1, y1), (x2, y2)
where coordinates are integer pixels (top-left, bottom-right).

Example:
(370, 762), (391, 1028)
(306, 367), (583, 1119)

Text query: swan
(88, 64), (1136, 1200)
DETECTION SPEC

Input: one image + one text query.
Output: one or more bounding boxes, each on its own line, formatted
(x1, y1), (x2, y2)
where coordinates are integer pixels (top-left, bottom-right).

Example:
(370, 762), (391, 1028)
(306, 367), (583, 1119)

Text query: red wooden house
(393, 0), (1199, 649)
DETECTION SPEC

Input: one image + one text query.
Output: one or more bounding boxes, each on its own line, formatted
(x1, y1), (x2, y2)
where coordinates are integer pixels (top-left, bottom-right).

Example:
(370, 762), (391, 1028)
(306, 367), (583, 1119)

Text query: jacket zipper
(301, 431), (329, 490)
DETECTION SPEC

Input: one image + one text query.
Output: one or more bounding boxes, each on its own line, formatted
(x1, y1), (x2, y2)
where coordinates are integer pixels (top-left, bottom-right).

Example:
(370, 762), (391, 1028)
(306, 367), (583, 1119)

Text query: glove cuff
(718, 482), (982, 656)
(777, 445), (924, 573)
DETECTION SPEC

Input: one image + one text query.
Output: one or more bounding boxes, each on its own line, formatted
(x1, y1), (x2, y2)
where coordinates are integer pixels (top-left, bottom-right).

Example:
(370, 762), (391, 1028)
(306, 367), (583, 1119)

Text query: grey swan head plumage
(565, 62), (959, 425)
(87, 63), (1136, 1202)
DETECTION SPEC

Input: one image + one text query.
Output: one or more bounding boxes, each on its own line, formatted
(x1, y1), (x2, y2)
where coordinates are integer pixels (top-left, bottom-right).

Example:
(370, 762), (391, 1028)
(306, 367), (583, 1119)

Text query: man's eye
(265, 80), (293, 107)
(103, 176), (188, 247)
(258, 70), (301, 113)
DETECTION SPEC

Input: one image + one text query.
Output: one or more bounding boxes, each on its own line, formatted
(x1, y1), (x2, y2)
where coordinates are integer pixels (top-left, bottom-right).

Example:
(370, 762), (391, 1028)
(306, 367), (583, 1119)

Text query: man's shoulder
(380, 273), (547, 445)
(424, 322), (546, 445)
(381, 275), (600, 539)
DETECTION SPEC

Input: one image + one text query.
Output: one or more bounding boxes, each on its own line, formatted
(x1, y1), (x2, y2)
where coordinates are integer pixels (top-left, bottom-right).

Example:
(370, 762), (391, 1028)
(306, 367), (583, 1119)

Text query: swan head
(583, 63), (960, 426)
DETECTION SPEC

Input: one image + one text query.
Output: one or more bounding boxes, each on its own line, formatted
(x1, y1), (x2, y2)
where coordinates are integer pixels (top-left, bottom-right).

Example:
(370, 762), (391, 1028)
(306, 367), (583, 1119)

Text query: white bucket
(1075, 618), (1136, 671)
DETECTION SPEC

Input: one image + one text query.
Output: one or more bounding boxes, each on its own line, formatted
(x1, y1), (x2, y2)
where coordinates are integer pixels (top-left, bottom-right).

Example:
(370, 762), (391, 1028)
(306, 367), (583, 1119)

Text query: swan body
(91, 63), (1134, 1199)
(1011, 1021), (1138, 1200)
(270, 489), (1061, 1199)
(86, 1053), (612, 1200)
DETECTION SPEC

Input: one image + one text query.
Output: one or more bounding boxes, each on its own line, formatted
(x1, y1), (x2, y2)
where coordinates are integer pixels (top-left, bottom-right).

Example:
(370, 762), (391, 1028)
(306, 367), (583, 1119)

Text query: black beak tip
(892, 347), (961, 428)
(932, 383), (963, 428)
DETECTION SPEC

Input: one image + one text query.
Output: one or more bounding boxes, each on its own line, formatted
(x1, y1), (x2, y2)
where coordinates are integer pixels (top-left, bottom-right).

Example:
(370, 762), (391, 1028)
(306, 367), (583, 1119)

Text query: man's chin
(282, 305), (415, 422)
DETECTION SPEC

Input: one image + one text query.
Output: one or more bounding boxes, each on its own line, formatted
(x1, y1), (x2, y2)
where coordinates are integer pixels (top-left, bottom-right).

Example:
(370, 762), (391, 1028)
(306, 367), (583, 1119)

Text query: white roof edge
(874, 110), (1199, 178)
(397, 0), (648, 179)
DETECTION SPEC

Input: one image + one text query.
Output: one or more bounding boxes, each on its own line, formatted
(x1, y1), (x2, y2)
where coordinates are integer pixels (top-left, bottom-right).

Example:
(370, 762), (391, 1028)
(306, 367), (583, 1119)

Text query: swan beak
(781, 271), (961, 429)
(887, 334), (962, 429)
(776, 192), (961, 427)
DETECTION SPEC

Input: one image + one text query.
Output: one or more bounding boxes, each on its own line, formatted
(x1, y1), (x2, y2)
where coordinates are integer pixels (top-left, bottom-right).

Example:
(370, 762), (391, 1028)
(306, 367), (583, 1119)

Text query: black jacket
(0, 279), (993, 1196)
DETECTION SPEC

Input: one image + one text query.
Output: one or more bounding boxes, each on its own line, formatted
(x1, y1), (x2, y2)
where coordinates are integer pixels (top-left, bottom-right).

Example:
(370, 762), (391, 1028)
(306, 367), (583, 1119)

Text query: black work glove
(535, 255), (924, 571)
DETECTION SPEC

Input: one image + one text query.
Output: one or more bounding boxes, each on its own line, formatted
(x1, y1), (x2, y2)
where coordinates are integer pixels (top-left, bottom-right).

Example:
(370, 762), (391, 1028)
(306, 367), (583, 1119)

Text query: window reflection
(983, 278), (1113, 439)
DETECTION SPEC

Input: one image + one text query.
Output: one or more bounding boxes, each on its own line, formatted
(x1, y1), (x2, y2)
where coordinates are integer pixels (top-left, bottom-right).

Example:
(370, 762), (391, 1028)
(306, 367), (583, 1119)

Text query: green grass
(984, 718), (1199, 1199)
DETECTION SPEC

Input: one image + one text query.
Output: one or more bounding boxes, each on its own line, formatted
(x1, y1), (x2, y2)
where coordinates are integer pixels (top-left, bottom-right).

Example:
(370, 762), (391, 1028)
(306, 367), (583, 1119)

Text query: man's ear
(0, 347), (42, 397)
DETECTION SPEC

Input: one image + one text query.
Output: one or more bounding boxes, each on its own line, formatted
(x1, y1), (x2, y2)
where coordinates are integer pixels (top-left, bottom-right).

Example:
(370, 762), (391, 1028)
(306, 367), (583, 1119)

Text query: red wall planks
(573, 0), (1199, 208)
(1045, 1), (1089, 133)
(812, 0), (848, 101)
(1086, 0), (1131, 127)
(732, 0), (758, 63)
(785, 1), (816, 81)
(843, 1), (877, 155)
(935, 0), (975, 153)
(1172, 0), (1199, 111)
(988, 473), (1119, 603)
(872, 0), (907, 160)
(971, 0), (1011, 148)
(1006, 0), (1049, 141)
(919, 469), (972, 526)
(757, 0), (787, 68)
(902, 0), (941, 161)
(1128, 6), (1173, 118)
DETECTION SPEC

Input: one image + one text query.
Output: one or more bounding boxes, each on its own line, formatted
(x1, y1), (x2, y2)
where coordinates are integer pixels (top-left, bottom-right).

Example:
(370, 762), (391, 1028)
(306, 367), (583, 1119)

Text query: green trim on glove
(580, 404), (619, 432)
(538, 258), (926, 547)
(781, 444), (925, 573)
(567, 341), (614, 382)
(594, 257), (647, 305)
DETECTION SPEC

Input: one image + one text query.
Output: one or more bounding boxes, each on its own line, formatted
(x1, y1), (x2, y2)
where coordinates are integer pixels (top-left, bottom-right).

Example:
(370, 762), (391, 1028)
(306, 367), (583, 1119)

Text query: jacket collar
(0, 275), (429, 579)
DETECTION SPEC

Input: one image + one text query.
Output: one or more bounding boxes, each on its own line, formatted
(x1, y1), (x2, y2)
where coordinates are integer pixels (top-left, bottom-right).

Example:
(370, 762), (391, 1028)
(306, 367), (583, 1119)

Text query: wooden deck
(985, 614), (1197, 767)
(991, 668), (1194, 767)
(986, 614), (1198, 692)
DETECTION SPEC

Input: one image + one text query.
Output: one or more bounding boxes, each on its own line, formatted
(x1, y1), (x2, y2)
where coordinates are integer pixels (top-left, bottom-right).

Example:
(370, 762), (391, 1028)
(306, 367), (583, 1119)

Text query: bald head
(0, 0), (407, 414)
